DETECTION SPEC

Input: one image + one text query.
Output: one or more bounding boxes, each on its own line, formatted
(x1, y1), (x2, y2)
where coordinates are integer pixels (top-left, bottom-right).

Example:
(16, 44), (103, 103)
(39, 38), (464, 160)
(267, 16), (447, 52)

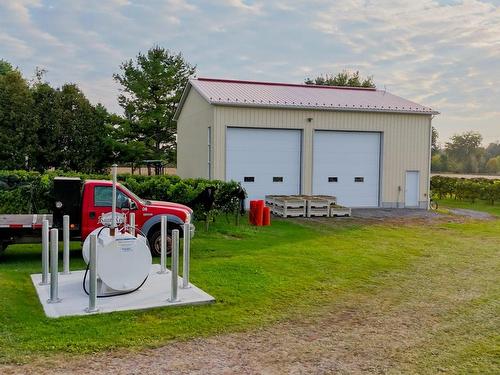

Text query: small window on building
(273, 177), (284, 183)
(354, 177), (364, 183)
(244, 177), (255, 182)
(328, 177), (338, 183)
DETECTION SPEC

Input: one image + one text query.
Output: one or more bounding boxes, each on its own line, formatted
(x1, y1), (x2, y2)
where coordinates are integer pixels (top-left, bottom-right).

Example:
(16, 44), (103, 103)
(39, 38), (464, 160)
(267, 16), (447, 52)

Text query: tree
(114, 46), (196, 163)
(0, 59), (13, 76)
(305, 70), (375, 88)
(106, 113), (153, 169)
(431, 126), (440, 155)
(0, 59), (116, 173)
(0, 68), (37, 169)
(485, 158), (499, 174)
(56, 85), (112, 172)
(485, 142), (500, 160)
(445, 131), (484, 173)
(31, 81), (63, 171)
(30, 78), (112, 172)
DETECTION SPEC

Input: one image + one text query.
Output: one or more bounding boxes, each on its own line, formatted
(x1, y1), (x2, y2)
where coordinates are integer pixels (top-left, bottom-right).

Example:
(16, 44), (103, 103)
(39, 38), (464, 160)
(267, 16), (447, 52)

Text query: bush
(430, 175), (457, 199)
(0, 170), (246, 223)
(431, 175), (500, 204)
(454, 180), (482, 203)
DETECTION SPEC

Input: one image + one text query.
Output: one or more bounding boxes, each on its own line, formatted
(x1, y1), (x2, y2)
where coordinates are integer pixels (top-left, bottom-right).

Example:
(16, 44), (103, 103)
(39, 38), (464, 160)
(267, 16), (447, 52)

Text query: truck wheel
(147, 229), (172, 257)
(0, 241), (7, 254)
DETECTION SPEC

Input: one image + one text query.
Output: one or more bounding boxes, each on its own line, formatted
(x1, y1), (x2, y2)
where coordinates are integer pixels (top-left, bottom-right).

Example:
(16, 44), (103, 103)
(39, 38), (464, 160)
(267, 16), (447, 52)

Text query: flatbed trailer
(0, 214), (55, 251)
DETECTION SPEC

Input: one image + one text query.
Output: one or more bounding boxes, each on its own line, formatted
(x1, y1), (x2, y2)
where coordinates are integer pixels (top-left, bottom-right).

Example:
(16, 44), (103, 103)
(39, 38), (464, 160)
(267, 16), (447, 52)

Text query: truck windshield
(119, 185), (147, 205)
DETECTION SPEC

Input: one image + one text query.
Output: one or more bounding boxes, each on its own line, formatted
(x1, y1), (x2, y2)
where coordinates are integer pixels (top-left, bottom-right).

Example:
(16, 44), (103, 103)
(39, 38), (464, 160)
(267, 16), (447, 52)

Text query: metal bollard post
(62, 215), (70, 274)
(158, 215), (168, 274)
(182, 223), (191, 289)
(85, 234), (99, 313)
(169, 229), (179, 302)
(110, 164), (117, 236)
(40, 219), (50, 285)
(47, 229), (61, 303)
(129, 213), (136, 236)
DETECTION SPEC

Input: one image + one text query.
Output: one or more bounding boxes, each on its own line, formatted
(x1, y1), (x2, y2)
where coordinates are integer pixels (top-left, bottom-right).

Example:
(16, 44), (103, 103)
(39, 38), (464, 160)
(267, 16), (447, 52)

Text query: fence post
(158, 215), (168, 274)
(169, 229), (179, 302)
(47, 228), (61, 303)
(85, 234), (99, 313)
(62, 215), (70, 275)
(182, 223), (191, 289)
(40, 219), (50, 285)
(129, 213), (136, 236)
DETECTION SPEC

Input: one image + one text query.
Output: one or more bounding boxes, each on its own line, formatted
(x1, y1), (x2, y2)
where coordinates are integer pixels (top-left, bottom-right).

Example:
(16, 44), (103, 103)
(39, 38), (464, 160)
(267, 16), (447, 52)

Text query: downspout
(427, 116), (434, 210)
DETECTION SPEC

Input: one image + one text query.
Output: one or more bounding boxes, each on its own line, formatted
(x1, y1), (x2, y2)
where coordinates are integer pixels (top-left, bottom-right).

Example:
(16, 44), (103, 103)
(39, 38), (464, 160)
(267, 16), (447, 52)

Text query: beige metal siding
(212, 106), (431, 207)
(176, 89), (214, 178)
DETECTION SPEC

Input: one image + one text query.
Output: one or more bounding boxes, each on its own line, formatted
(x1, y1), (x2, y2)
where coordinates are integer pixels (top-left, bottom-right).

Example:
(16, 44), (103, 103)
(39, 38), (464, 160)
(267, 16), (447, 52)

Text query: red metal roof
(175, 78), (438, 118)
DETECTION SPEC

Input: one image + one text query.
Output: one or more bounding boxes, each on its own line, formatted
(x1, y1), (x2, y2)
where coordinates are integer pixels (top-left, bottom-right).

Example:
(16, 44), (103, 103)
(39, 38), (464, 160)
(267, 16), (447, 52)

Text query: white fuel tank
(82, 227), (152, 292)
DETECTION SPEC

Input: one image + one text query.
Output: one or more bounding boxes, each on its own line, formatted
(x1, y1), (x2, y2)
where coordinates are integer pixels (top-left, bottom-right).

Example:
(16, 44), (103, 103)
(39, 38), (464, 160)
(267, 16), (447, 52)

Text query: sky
(0, 0), (499, 145)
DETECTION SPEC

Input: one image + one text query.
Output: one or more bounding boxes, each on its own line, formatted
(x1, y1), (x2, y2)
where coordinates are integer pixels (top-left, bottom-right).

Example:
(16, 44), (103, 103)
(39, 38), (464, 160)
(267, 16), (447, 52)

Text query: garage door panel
(313, 131), (380, 207)
(226, 128), (301, 203)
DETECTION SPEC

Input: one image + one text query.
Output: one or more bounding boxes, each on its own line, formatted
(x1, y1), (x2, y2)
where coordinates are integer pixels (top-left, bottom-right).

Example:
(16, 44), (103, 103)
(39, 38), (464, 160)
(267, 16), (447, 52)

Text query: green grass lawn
(0, 211), (499, 372)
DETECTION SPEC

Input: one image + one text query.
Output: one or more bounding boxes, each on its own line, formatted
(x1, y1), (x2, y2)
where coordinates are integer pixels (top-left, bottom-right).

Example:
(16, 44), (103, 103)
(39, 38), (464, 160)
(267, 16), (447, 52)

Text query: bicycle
(429, 199), (438, 210)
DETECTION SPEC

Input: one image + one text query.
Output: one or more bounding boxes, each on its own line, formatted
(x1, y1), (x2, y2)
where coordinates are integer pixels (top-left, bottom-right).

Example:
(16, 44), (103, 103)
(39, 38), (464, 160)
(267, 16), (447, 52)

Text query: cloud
(0, 32), (34, 58)
(0, 0), (42, 24)
(309, 0), (500, 137)
(222, 0), (263, 14)
(166, 0), (197, 12)
(0, 0), (498, 143)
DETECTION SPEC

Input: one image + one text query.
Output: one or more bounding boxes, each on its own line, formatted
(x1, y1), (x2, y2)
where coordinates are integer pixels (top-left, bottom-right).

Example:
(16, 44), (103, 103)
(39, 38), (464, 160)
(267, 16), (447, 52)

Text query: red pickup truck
(0, 177), (193, 255)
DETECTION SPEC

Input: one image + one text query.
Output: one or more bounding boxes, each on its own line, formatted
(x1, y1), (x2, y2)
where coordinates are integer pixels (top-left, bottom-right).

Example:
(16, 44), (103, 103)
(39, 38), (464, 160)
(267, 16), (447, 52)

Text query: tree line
(0, 47), (194, 173)
(0, 63), (373, 173)
(432, 129), (500, 175)
(3, 56), (496, 176)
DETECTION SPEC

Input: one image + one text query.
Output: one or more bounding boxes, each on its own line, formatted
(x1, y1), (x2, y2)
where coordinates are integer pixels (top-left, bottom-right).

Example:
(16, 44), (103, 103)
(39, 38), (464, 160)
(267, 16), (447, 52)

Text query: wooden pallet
(307, 206), (330, 217)
(273, 196), (306, 209)
(265, 195), (288, 208)
(329, 206), (351, 217)
(273, 206), (306, 218)
(263, 195), (347, 218)
(305, 198), (330, 217)
(314, 195), (337, 207)
(272, 196), (306, 217)
(293, 195), (333, 217)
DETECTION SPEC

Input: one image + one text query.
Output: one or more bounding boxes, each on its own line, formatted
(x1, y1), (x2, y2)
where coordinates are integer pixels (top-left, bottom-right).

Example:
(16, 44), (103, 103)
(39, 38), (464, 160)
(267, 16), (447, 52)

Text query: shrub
(481, 181), (500, 205)
(0, 170), (246, 223)
(431, 175), (500, 204)
(430, 176), (457, 199)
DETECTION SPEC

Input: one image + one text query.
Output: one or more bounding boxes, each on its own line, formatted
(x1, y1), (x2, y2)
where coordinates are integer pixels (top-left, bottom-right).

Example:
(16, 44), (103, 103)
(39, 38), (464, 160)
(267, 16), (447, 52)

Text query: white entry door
(405, 171), (420, 208)
(313, 131), (381, 207)
(226, 127), (301, 203)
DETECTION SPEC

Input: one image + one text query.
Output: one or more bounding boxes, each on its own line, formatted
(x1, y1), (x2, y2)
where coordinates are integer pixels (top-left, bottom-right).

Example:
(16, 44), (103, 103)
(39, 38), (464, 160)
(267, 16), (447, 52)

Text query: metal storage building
(174, 78), (438, 208)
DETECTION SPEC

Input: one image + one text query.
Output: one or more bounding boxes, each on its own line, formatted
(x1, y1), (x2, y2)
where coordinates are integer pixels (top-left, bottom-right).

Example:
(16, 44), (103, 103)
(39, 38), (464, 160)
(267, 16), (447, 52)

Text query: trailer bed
(0, 214), (53, 229)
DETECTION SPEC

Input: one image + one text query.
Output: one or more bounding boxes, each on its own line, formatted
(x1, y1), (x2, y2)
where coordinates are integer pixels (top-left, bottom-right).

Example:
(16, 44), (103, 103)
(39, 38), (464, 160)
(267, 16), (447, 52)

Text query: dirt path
(3, 224), (497, 375)
(1, 296), (428, 375)
(446, 208), (494, 220)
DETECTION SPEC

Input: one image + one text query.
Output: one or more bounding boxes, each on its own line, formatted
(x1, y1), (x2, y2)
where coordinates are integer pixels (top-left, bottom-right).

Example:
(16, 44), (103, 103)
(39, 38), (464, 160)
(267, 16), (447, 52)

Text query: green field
(0, 204), (499, 373)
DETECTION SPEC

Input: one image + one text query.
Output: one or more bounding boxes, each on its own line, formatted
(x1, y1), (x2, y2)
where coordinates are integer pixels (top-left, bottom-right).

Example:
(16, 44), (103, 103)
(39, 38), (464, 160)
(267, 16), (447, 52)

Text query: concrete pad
(31, 264), (215, 318)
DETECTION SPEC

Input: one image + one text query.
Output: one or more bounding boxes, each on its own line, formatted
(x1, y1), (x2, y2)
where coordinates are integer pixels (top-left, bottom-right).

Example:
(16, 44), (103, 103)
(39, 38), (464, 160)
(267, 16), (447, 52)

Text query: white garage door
(226, 128), (301, 203)
(313, 131), (380, 207)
